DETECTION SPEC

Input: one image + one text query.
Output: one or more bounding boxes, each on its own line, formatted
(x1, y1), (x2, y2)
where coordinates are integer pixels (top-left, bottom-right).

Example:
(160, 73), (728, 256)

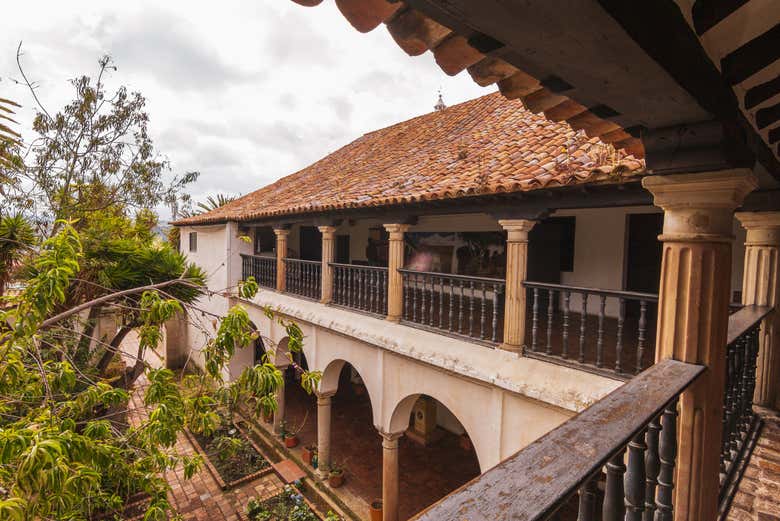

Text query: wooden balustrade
(284, 259), (321, 300)
(331, 263), (388, 315)
(413, 359), (704, 521)
(240, 253), (277, 289)
(523, 281), (658, 377)
(719, 305), (774, 514)
(399, 269), (505, 343)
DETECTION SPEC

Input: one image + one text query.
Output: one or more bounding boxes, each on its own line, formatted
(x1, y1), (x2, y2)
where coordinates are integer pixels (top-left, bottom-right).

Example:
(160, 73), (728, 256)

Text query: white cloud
(0, 0), (495, 219)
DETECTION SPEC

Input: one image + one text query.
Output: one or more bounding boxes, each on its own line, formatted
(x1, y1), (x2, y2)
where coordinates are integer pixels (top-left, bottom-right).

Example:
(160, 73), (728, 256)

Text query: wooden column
(736, 211), (780, 408)
(384, 224), (409, 323)
(498, 219), (536, 353)
(642, 170), (757, 521)
(380, 431), (403, 521)
(316, 391), (335, 478)
(274, 228), (289, 292)
(319, 226), (337, 304)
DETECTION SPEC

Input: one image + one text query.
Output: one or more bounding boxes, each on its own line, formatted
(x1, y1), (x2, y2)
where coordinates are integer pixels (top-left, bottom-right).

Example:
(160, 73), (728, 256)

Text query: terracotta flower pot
(369, 500), (383, 521)
(302, 446), (316, 464)
(284, 435), (299, 448)
(328, 471), (344, 488)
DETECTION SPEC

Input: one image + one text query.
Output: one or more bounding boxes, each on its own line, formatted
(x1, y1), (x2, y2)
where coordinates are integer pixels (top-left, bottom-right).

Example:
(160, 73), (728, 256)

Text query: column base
(385, 315), (401, 324)
(498, 342), (523, 354)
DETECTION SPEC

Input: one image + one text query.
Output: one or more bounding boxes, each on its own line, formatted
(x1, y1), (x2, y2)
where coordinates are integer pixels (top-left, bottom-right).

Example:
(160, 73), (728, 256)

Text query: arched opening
(388, 394), (481, 520)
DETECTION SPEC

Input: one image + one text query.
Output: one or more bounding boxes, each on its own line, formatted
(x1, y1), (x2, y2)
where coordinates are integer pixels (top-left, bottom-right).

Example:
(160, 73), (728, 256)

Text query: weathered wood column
(316, 391), (335, 478)
(642, 170), (757, 521)
(380, 431), (403, 521)
(736, 211), (780, 408)
(384, 224), (409, 323)
(319, 226), (337, 304)
(498, 219), (536, 353)
(273, 365), (288, 435)
(274, 228), (289, 292)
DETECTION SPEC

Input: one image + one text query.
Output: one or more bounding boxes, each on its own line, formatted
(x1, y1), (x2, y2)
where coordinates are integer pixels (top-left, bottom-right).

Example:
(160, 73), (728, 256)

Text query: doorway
(624, 213), (663, 317)
(299, 226), (322, 261)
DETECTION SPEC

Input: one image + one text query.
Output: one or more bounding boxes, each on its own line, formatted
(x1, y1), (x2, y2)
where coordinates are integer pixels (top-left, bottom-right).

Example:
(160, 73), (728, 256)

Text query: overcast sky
(0, 0), (493, 219)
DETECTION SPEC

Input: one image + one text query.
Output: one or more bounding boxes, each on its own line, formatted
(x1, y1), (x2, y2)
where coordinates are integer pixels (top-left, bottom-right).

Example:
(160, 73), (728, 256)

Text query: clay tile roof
(175, 93), (645, 226)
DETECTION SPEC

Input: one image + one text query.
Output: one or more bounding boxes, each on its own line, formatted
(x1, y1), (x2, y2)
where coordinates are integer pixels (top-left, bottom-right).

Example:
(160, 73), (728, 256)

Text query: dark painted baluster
(531, 287), (539, 351)
(370, 270), (377, 313)
(347, 267), (354, 307)
(458, 280), (465, 334)
(643, 415), (661, 521)
(636, 300), (648, 373)
(603, 447), (626, 521)
(468, 281), (475, 337)
(546, 289), (554, 355)
(579, 293), (588, 364)
(448, 283), (455, 332)
(421, 276), (428, 324)
(577, 474), (599, 521)
(403, 273), (410, 319)
(382, 271), (388, 314)
(596, 295), (606, 368)
(562, 290), (571, 359)
(730, 340), (744, 458)
(654, 399), (678, 521)
(739, 335), (751, 435)
(413, 274), (420, 323)
(360, 270), (367, 310)
(744, 328), (759, 431)
(439, 277), (446, 329)
(721, 343), (736, 483)
(616, 298), (625, 374)
(429, 277), (436, 326)
(491, 283), (500, 343)
(480, 284), (488, 340)
(625, 430), (647, 521)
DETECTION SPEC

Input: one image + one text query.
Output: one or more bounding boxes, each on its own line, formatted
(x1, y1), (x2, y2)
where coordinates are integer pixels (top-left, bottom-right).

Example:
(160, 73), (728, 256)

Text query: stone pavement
(727, 408), (780, 521)
(128, 380), (285, 520)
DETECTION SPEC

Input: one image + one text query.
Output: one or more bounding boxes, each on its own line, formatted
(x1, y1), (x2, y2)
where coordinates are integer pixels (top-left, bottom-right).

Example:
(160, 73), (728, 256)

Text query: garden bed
(185, 420), (273, 489)
(241, 484), (338, 521)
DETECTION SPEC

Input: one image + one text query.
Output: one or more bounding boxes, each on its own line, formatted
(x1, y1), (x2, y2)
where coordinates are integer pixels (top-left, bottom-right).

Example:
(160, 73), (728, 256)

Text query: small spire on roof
(434, 89), (446, 111)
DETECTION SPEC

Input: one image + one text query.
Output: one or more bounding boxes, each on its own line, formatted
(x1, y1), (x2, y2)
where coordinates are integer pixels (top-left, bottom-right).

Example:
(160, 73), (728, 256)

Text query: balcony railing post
(735, 211), (780, 408)
(384, 224), (409, 323)
(318, 226), (336, 304)
(643, 170), (757, 521)
(273, 228), (289, 292)
(498, 219), (536, 353)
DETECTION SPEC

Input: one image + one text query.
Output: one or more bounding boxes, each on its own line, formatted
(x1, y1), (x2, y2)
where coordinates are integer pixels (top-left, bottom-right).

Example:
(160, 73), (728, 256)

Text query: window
(188, 232), (197, 252)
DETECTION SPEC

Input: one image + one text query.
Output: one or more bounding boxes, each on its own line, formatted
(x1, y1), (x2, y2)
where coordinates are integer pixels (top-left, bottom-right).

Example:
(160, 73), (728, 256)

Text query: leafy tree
(0, 214), (36, 296)
(3, 49), (197, 231)
(0, 223), (320, 520)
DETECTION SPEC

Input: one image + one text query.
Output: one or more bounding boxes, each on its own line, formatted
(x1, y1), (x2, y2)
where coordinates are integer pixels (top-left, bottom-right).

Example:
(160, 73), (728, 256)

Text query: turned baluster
(546, 289), (554, 355)
(531, 287), (539, 351)
(439, 277), (446, 329)
(625, 430), (647, 521)
(636, 300), (648, 373)
(448, 283), (455, 332)
(480, 283), (488, 340)
(643, 415), (661, 521)
(577, 474), (599, 521)
(603, 447), (626, 521)
(579, 293), (588, 364)
(468, 281), (476, 338)
(616, 298), (625, 374)
(458, 279), (465, 334)
(596, 294), (606, 368)
(412, 274), (420, 323)
(491, 283), (500, 343)
(654, 399), (678, 521)
(562, 290), (571, 359)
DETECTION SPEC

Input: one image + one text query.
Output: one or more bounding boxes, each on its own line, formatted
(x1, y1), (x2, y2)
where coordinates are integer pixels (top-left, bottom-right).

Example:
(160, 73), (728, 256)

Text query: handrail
(398, 268), (505, 285)
(413, 359), (704, 521)
(726, 305), (773, 346)
(523, 280), (658, 302)
(329, 262), (387, 271)
(241, 253), (275, 259)
(284, 258), (322, 265)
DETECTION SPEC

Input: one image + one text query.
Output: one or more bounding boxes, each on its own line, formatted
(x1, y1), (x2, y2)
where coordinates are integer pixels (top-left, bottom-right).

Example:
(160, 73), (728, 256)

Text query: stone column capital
(642, 170), (757, 242)
(498, 219), (536, 242)
(378, 430), (404, 446)
(736, 212), (780, 246)
(383, 223), (410, 240)
(317, 225), (337, 237)
(316, 390), (336, 404)
(273, 228), (290, 238)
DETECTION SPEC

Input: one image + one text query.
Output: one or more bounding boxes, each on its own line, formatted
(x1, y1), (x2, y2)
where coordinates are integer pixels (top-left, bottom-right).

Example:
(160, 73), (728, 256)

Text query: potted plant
(302, 444), (317, 465)
(369, 499), (383, 521)
(328, 463), (345, 488)
(283, 430), (299, 449)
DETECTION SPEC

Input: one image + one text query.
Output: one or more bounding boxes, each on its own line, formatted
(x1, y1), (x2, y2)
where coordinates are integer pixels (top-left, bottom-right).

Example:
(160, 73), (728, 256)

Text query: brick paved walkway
(727, 408), (780, 521)
(127, 380), (285, 520)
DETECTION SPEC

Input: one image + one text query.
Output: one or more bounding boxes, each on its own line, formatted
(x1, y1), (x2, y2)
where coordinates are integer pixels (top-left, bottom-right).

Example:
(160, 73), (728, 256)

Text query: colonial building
(172, 88), (779, 520)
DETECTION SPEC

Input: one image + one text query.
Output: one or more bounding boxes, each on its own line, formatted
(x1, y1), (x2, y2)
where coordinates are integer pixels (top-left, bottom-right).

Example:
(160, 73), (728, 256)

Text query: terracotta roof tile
(175, 93), (645, 226)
